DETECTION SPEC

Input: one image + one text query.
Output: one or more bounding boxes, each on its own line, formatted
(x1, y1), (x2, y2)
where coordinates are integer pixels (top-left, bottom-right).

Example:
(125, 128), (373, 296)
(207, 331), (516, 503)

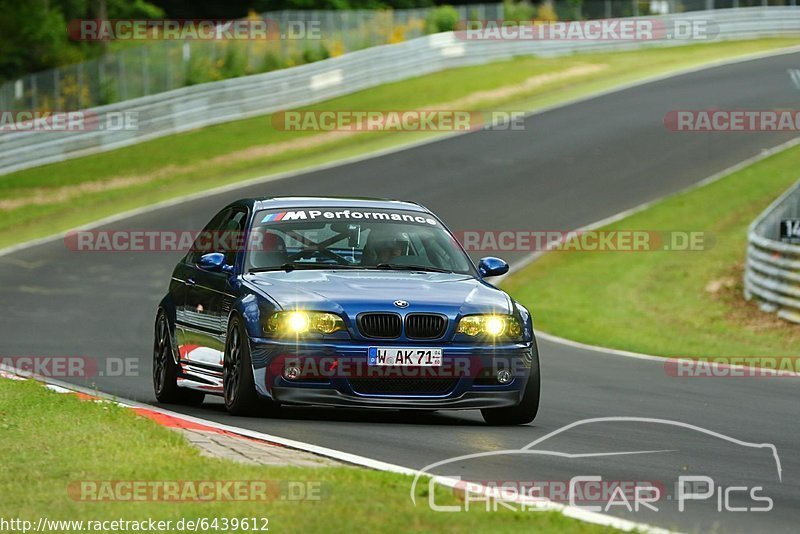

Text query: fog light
(284, 366), (301, 380)
(496, 369), (512, 384)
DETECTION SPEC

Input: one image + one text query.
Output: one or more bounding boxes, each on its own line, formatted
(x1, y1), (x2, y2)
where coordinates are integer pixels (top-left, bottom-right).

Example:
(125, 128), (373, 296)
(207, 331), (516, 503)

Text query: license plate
(368, 347), (442, 367)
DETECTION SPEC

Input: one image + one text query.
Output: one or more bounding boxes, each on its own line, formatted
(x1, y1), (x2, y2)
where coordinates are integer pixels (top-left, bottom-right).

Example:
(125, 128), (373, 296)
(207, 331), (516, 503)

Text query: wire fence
(1, 1), (798, 113)
(3, 6), (800, 175)
(0, 4), (502, 113)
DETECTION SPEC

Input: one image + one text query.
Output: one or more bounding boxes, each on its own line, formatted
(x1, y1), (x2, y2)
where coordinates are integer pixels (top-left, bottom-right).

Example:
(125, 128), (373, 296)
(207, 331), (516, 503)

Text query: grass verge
(0, 378), (613, 533)
(502, 144), (800, 358)
(1, 38), (798, 250)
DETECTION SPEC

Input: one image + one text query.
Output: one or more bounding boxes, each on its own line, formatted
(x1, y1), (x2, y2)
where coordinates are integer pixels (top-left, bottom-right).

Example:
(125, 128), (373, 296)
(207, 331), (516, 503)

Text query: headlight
(456, 314), (521, 339)
(267, 311), (345, 335)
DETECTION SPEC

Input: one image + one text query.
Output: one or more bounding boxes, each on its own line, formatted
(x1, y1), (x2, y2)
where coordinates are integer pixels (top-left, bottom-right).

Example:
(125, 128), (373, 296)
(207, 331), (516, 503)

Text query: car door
(180, 207), (247, 373)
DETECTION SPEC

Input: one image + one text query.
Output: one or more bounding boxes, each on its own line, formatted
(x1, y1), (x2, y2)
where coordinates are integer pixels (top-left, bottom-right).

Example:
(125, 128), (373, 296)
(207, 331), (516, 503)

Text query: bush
(97, 77), (117, 106)
(259, 51), (284, 73)
(301, 43), (331, 64)
(424, 5), (460, 34)
(184, 56), (216, 86)
(503, 0), (536, 23)
(220, 44), (248, 79)
(537, 1), (558, 21)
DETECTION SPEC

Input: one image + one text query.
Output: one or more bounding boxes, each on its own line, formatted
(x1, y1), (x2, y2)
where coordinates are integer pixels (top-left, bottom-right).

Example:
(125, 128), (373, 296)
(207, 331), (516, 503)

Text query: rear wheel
(223, 316), (280, 416)
(153, 311), (205, 406)
(481, 338), (541, 426)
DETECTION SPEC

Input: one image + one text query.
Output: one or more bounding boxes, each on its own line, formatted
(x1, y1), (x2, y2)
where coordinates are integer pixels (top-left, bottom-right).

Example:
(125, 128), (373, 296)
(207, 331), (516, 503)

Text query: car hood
(244, 270), (511, 316)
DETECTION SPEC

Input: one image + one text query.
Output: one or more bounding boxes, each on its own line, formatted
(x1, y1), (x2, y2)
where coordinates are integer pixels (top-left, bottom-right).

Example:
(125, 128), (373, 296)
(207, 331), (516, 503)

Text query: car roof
(244, 196), (429, 213)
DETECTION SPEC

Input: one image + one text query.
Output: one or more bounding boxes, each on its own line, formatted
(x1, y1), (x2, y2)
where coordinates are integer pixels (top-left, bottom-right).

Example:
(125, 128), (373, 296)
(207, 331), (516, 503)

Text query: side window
(186, 208), (232, 265)
(220, 209), (248, 266)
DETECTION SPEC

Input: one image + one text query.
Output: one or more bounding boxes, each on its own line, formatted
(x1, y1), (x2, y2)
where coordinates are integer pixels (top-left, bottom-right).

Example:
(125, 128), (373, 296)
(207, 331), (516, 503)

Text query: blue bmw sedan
(153, 197), (540, 425)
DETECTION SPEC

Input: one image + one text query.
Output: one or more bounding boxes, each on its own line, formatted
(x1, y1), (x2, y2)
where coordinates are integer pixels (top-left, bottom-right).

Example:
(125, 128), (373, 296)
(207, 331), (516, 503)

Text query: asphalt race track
(3, 51), (800, 532)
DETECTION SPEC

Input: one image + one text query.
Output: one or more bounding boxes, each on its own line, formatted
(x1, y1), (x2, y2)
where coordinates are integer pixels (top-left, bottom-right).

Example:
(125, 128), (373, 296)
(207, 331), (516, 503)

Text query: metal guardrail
(0, 4), (504, 114)
(2, 1), (782, 114)
(745, 179), (800, 323)
(3, 6), (800, 176)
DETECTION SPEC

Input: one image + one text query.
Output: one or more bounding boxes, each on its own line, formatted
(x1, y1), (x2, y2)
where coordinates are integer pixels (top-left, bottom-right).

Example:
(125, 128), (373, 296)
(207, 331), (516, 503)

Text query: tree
(0, 0), (164, 82)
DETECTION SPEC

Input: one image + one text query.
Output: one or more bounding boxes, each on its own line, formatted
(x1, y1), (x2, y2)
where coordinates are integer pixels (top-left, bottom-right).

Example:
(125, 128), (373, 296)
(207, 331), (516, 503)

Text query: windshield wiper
(375, 263), (451, 273)
(248, 263), (361, 273)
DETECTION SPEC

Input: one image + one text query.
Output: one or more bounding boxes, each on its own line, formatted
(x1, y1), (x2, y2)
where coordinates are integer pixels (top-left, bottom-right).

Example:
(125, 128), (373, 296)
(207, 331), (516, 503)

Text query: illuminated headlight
(267, 311), (345, 335)
(456, 314), (521, 339)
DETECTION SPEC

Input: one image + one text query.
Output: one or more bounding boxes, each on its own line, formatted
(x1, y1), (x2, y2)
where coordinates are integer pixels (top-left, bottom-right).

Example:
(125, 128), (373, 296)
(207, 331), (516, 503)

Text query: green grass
(502, 144), (800, 358)
(1, 38), (797, 250)
(0, 379), (613, 533)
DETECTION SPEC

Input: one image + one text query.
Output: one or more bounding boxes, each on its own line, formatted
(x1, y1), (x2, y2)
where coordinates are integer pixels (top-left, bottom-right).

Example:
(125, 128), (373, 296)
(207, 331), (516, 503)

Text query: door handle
(185, 278), (196, 286)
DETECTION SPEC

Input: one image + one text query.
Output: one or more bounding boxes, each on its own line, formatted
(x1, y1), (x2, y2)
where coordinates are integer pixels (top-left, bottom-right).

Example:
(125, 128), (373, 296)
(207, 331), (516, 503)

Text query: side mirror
(198, 252), (232, 273)
(478, 256), (509, 278)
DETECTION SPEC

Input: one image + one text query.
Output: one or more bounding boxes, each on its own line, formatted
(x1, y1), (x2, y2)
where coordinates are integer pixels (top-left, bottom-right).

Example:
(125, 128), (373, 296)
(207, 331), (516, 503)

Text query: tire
(223, 316), (280, 416)
(481, 337), (541, 426)
(153, 311), (205, 406)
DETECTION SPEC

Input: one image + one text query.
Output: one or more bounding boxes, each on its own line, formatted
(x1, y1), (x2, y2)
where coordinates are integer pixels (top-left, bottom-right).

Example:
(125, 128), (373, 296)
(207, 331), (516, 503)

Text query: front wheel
(153, 311), (205, 406)
(223, 316), (280, 416)
(481, 338), (541, 426)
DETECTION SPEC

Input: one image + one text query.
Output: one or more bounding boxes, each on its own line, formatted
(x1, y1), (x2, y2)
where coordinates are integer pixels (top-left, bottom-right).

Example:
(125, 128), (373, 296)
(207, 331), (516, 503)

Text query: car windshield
(246, 207), (474, 275)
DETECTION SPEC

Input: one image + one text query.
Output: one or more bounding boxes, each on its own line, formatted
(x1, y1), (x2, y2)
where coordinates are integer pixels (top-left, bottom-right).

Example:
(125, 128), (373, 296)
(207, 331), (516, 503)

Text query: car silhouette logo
(393, 300), (409, 308)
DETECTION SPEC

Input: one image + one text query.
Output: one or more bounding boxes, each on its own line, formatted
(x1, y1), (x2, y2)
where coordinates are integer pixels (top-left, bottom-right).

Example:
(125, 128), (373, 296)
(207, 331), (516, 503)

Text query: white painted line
(1, 43), (795, 534)
(536, 330), (800, 379)
(496, 135), (800, 374)
(0, 370), (24, 380)
(2, 44), (799, 261)
(43, 384), (74, 394)
(502, 136), (800, 278)
(0, 366), (678, 534)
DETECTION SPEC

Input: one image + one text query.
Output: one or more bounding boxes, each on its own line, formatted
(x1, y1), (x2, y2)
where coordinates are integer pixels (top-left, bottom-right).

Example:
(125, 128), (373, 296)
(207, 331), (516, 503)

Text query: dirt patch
(0, 174), (161, 210)
(446, 63), (607, 108)
(716, 262), (800, 336)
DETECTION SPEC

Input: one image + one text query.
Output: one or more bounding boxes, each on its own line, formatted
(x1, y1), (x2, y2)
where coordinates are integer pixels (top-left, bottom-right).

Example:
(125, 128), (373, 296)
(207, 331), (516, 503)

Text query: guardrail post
(141, 46), (150, 97)
(30, 75), (37, 111)
(52, 69), (58, 110)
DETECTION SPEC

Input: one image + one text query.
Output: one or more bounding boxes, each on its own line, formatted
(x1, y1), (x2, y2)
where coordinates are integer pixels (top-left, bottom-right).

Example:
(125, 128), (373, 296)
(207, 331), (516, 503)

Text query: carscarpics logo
(261, 209), (439, 225)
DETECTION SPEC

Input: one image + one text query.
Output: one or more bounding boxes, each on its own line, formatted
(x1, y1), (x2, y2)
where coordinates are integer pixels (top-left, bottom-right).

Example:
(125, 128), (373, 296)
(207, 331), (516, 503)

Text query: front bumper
(271, 387), (521, 409)
(250, 338), (533, 410)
